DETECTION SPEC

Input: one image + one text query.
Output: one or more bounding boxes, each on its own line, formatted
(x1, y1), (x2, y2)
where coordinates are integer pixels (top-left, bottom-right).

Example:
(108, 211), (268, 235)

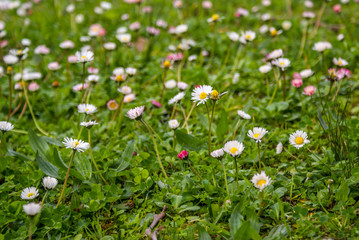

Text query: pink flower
(28, 82), (39, 92)
(303, 85), (316, 96)
(68, 55), (77, 63)
(88, 67), (99, 74)
(337, 68), (351, 80)
(235, 8), (249, 18)
(72, 83), (89, 91)
(146, 26), (160, 35)
(177, 150), (188, 160)
(1, 40), (8, 48)
(152, 100), (162, 108)
(48, 62), (60, 71)
(142, 6), (152, 13)
(293, 72), (302, 80)
(292, 78), (303, 88)
(107, 100), (118, 110)
(88, 24), (106, 37)
(166, 53), (183, 62)
(333, 4), (341, 13)
(202, 1), (212, 9)
(34, 45), (50, 55)
(129, 22), (141, 31)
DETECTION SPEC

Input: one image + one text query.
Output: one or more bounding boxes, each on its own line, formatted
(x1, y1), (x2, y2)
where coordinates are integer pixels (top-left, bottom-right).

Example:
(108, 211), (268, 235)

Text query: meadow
(0, 0), (359, 239)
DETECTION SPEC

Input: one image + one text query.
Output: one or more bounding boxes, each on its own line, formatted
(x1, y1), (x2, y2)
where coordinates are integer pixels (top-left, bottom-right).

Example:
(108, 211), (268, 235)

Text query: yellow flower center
(258, 180), (266, 186)
(295, 136), (304, 145)
(126, 97), (131, 102)
(212, 14), (219, 21)
(279, 62), (285, 66)
(86, 108), (89, 112)
(254, 133), (260, 139)
(17, 50), (22, 54)
(270, 29), (277, 36)
(338, 60), (342, 65)
(163, 60), (171, 68)
(230, 147), (238, 154)
(74, 141), (79, 147)
(211, 90), (219, 99)
(199, 92), (207, 100)
(27, 193), (34, 198)
(245, 34), (251, 40)
(82, 56), (86, 59)
(7, 66), (12, 74)
(115, 75), (123, 82)
(109, 102), (117, 109)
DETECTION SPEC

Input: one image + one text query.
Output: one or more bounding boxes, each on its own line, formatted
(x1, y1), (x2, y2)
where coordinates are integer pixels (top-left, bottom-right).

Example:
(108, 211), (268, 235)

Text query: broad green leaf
(179, 205), (201, 213)
(175, 129), (206, 151)
(197, 224), (212, 240)
(116, 141), (135, 172)
(74, 153), (92, 180)
(36, 154), (60, 178)
(336, 180), (349, 202)
(317, 108), (328, 131)
(28, 129), (51, 160)
(229, 204), (244, 238)
(7, 150), (32, 162)
(52, 147), (68, 171)
(234, 221), (262, 240)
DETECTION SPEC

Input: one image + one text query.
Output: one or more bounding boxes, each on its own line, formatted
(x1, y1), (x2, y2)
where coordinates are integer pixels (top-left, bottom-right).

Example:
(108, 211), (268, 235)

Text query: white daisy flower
(242, 30), (256, 42)
(21, 187), (39, 200)
(168, 92), (185, 105)
(269, 27), (282, 36)
(177, 81), (189, 90)
(191, 85), (213, 105)
(118, 86), (132, 94)
(127, 106), (145, 120)
(165, 79), (177, 89)
(211, 149), (224, 158)
(78, 104), (97, 115)
(300, 69), (314, 78)
(267, 49), (283, 60)
(59, 40), (75, 49)
(23, 202), (41, 216)
(272, 58), (290, 71)
(75, 50), (94, 63)
(227, 32), (240, 42)
(168, 119), (179, 129)
(223, 140), (245, 157)
(247, 127), (268, 143)
(237, 110), (251, 119)
(104, 42), (116, 50)
(62, 137), (90, 152)
(80, 121), (98, 129)
(116, 33), (131, 43)
(333, 57), (348, 67)
(3, 55), (19, 65)
(126, 67), (137, 75)
(289, 130), (310, 149)
(259, 64), (272, 74)
(123, 94), (136, 103)
(43, 176), (58, 189)
(276, 142), (283, 154)
(251, 171), (272, 191)
(86, 74), (99, 83)
(0, 121), (14, 132)
(312, 41), (332, 52)
(207, 14), (223, 23)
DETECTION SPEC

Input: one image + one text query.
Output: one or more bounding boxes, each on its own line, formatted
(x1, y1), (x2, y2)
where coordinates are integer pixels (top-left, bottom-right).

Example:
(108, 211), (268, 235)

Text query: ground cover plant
(0, 0), (359, 239)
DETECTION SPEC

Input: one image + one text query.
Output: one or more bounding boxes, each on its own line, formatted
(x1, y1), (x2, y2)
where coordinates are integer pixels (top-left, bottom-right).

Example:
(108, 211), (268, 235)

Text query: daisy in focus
(75, 50), (94, 63)
(223, 140), (245, 157)
(127, 106), (145, 120)
(63, 137), (90, 152)
(289, 130), (310, 149)
(191, 85), (213, 105)
(248, 127), (268, 143)
(251, 172), (272, 191)
(21, 187), (39, 200)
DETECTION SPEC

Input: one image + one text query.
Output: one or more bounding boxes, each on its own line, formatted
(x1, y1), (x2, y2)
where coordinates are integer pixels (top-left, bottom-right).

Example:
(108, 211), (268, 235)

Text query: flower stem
(187, 158), (203, 180)
(257, 142), (261, 172)
(160, 70), (167, 104)
(88, 129), (109, 185)
(206, 102), (215, 155)
(232, 118), (241, 140)
(282, 70), (286, 101)
(181, 103), (196, 133)
(7, 73), (12, 121)
(80, 63), (86, 103)
(258, 191), (264, 216)
(40, 190), (49, 208)
(56, 150), (76, 208)
(220, 159), (229, 196)
(28, 217), (33, 240)
(172, 131), (176, 149)
(234, 157), (239, 189)
(141, 119), (168, 179)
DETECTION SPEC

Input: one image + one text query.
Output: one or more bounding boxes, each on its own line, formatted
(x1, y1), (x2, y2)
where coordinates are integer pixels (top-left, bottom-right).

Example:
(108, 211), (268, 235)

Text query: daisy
(104, 42), (116, 50)
(251, 171), (272, 191)
(303, 85), (316, 96)
(63, 137), (90, 152)
(127, 106), (145, 120)
(116, 33), (131, 43)
(168, 92), (185, 105)
(289, 130), (310, 149)
(123, 94), (136, 103)
(126, 67), (137, 75)
(333, 57), (348, 67)
(272, 58), (290, 71)
(75, 50), (94, 63)
(59, 40), (75, 49)
(207, 14), (223, 23)
(227, 32), (240, 42)
(34, 45), (50, 55)
(266, 49), (283, 60)
(86, 75), (99, 83)
(238, 110), (251, 119)
(118, 86), (132, 94)
(21, 187), (39, 200)
(107, 100), (118, 110)
(80, 120), (98, 129)
(3, 54), (18, 65)
(165, 80), (177, 89)
(23, 202), (41, 216)
(300, 69), (314, 78)
(0, 121), (14, 132)
(78, 103), (97, 115)
(191, 85), (213, 105)
(211, 149), (224, 158)
(111, 74), (126, 82)
(259, 64), (272, 74)
(242, 30), (256, 42)
(168, 119), (179, 129)
(43, 176), (58, 189)
(269, 27), (282, 37)
(223, 140), (245, 157)
(177, 81), (189, 90)
(247, 127), (268, 143)
(276, 142), (283, 154)
(312, 41), (332, 52)
(48, 62), (61, 71)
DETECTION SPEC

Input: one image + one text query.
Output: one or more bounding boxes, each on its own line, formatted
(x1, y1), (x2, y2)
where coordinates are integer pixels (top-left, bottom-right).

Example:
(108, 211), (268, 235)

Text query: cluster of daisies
(20, 176), (58, 217)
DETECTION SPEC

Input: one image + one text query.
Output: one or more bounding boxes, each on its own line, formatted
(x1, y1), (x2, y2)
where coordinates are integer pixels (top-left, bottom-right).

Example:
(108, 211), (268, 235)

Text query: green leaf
(229, 204), (244, 238)
(36, 154), (60, 178)
(28, 129), (51, 160)
(179, 205), (201, 213)
(234, 221), (262, 240)
(197, 224), (212, 240)
(74, 153), (92, 180)
(336, 180), (349, 203)
(7, 150), (32, 162)
(116, 141), (135, 172)
(317, 108), (328, 131)
(175, 129), (206, 151)
(52, 147), (68, 171)
(216, 109), (228, 142)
